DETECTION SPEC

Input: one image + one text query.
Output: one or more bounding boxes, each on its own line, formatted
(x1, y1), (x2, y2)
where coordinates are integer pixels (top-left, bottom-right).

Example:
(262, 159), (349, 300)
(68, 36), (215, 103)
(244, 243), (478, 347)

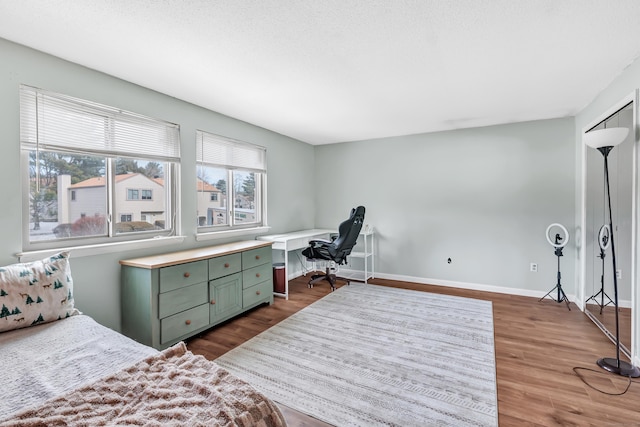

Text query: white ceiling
(1, 1), (640, 145)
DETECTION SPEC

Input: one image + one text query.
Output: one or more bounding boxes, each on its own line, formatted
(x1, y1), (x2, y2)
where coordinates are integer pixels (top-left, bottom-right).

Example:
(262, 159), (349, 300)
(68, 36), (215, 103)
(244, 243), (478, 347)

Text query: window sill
(195, 226), (271, 242)
(17, 236), (186, 262)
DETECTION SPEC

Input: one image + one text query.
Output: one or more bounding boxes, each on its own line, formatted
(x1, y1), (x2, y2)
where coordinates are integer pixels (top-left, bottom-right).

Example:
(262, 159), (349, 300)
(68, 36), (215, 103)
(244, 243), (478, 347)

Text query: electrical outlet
(530, 263), (538, 272)
(617, 269), (622, 279)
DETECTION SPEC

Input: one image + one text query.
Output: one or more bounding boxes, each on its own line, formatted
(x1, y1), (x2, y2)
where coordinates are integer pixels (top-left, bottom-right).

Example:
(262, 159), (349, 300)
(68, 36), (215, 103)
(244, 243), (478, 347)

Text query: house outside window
(20, 85), (180, 249)
(195, 130), (266, 233)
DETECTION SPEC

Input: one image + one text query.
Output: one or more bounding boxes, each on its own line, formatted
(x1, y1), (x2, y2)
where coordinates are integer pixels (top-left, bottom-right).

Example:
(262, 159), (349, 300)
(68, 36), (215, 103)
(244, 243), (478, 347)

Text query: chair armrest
(309, 238), (332, 246)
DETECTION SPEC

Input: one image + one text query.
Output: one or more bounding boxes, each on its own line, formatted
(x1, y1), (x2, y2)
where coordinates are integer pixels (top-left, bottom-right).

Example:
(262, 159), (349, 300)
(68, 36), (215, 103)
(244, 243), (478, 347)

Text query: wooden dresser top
(119, 240), (272, 269)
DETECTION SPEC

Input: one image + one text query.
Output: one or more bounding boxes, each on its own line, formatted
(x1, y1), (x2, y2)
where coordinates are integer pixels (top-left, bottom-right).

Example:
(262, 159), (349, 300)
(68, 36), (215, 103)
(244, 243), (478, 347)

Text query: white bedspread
(0, 315), (157, 421)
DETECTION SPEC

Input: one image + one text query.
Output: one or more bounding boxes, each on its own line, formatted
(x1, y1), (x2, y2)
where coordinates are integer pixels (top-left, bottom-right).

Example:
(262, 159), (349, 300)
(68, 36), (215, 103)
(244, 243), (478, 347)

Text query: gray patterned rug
(215, 283), (497, 426)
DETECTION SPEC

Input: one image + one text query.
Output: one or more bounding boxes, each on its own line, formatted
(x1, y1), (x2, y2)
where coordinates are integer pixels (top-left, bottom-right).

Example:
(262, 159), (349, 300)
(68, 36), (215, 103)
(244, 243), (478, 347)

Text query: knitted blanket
(2, 342), (286, 427)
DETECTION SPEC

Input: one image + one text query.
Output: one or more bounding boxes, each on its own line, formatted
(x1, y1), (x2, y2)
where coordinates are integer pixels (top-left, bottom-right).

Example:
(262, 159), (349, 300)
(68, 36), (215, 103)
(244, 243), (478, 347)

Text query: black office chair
(302, 206), (365, 291)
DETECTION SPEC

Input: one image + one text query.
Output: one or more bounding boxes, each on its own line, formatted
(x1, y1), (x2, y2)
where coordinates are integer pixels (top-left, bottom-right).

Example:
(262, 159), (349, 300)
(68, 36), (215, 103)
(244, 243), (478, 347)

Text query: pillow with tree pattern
(0, 252), (80, 333)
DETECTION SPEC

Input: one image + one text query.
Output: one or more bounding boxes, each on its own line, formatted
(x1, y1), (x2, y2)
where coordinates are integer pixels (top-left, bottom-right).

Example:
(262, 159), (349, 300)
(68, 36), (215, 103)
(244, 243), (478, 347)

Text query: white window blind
(196, 130), (266, 172)
(20, 85), (181, 161)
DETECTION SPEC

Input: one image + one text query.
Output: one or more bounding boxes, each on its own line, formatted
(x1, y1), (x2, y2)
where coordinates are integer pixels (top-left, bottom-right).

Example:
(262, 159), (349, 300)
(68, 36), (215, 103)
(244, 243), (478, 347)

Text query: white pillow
(0, 252), (79, 333)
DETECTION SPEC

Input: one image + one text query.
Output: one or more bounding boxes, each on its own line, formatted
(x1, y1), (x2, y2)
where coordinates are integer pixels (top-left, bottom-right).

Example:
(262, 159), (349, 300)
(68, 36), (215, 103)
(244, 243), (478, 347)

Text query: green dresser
(120, 240), (273, 349)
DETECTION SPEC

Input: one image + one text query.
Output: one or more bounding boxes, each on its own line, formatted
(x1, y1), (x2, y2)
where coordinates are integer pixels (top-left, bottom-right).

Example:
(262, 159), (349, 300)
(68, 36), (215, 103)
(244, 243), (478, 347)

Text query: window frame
(195, 130), (267, 235)
(127, 188), (140, 200)
(20, 85), (181, 252)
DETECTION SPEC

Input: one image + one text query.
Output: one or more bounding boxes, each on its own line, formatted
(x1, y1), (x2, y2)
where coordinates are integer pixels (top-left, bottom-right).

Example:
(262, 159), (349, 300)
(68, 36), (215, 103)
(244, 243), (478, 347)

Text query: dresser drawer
(209, 253), (242, 280)
(161, 303), (209, 344)
(242, 246), (271, 269)
(243, 280), (272, 308)
(242, 262), (272, 289)
(159, 260), (207, 293)
(158, 282), (208, 319)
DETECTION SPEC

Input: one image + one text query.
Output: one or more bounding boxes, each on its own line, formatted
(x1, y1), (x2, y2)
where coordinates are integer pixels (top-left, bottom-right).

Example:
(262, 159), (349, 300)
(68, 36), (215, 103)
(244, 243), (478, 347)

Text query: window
(196, 130), (266, 233)
(20, 85), (181, 250)
(127, 189), (140, 200)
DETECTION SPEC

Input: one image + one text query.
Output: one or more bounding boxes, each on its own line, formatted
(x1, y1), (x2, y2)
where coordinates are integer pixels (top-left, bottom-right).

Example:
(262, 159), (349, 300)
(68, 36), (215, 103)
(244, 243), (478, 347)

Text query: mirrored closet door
(584, 100), (634, 357)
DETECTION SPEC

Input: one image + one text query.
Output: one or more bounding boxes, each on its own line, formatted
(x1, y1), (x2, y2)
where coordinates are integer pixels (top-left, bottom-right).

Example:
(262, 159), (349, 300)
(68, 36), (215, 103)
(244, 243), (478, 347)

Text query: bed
(0, 252), (286, 426)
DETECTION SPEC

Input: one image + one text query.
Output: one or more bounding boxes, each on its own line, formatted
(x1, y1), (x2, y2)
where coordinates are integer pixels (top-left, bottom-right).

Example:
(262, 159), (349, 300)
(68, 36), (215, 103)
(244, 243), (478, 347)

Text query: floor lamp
(584, 126), (640, 377)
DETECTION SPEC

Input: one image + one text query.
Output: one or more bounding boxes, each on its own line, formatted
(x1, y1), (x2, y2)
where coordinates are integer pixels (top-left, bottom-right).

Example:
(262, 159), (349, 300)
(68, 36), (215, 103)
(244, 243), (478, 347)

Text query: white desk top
(257, 229), (334, 242)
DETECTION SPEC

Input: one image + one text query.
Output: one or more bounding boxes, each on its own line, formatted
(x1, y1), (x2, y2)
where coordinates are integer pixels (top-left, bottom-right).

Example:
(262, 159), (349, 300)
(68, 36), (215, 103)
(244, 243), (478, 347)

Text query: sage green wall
(314, 118), (576, 295)
(0, 37), (315, 331)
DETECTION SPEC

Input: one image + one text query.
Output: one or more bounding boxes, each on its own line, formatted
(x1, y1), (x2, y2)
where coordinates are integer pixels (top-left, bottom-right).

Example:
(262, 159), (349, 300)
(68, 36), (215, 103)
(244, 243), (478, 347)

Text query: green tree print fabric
(0, 252), (79, 333)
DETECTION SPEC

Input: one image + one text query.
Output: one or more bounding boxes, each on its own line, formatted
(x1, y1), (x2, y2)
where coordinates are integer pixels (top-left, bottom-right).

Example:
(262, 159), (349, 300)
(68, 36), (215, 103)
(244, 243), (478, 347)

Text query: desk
(257, 229), (333, 299)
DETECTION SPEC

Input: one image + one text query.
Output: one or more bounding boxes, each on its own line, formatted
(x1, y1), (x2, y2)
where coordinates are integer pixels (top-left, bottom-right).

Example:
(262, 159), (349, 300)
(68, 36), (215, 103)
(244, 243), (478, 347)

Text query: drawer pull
(183, 272), (190, 278)
(256, 290), (261, 295)
(256, 273), (261, 278)
(210, 299), (216, 305)
(224, 263), (230, 268)
(255, 255), (260, 260)
(185, 319), (191, 325)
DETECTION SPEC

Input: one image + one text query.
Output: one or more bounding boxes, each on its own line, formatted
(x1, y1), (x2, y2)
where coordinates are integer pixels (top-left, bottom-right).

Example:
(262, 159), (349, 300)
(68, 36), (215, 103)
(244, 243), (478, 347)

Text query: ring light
(540, 222), (571, 309)
(598, 224), (611, 251)
(545, 223), (569, 248)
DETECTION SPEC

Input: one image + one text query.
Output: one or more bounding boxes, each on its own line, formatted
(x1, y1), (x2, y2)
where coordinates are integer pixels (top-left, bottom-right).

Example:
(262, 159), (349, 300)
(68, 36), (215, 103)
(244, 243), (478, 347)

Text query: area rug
(215, 283), (497, 426)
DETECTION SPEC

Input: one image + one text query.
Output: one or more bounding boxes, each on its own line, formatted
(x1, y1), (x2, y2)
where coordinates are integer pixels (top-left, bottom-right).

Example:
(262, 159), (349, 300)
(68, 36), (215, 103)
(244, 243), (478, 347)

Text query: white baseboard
(369, 271), (578, 302)
(295, 268), (633, 310)
(288, 267), (311, 281)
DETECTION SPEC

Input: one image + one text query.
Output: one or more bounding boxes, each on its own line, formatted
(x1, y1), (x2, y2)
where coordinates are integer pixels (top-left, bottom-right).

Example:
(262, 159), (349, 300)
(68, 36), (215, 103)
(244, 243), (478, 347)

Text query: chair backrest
(330, 206), (365, 263)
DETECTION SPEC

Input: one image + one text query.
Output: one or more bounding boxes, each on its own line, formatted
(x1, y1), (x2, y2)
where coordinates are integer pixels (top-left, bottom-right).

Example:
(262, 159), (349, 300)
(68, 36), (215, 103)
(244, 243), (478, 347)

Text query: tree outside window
(195, 130), (265, 233)
(21, 85), (180, 250)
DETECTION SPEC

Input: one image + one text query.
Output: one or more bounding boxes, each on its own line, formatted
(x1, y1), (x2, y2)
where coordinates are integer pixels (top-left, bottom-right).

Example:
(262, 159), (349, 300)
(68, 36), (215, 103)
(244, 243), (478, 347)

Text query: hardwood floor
(186, 276), (640, 427)
(585, 302), (632, 355)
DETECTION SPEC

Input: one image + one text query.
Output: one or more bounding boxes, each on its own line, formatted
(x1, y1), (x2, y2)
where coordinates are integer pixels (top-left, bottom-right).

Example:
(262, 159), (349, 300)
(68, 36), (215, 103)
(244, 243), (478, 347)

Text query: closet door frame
(579, 89), (638, 364)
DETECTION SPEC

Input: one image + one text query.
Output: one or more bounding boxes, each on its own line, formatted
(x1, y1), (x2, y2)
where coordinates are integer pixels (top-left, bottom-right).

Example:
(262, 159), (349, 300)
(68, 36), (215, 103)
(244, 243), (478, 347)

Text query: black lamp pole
(595, 145), (640, 377)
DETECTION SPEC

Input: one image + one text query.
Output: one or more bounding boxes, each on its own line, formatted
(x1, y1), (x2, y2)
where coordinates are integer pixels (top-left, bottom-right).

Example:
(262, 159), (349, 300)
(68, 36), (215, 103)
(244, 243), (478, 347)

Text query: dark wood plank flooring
(585, 302), (632, 355)
(187, 276), (640, 427)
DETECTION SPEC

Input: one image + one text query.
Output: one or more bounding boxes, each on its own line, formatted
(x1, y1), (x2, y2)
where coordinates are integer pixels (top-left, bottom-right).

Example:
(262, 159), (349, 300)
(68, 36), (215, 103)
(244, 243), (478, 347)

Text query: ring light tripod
(586, 225), (613, 314)
(539, 223), (570, 310)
